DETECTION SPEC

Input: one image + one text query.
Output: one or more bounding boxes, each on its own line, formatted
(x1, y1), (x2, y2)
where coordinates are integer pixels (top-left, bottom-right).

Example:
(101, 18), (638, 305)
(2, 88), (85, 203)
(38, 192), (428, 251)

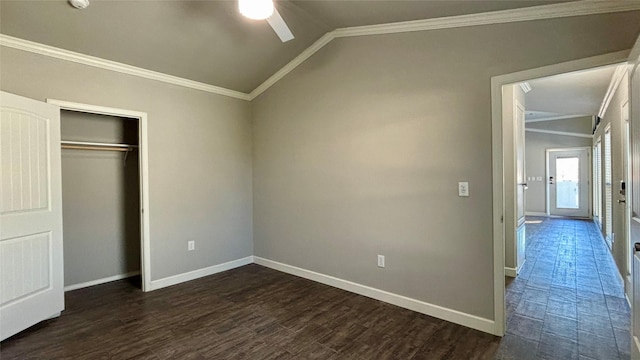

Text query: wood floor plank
(1, 264), (507, 359)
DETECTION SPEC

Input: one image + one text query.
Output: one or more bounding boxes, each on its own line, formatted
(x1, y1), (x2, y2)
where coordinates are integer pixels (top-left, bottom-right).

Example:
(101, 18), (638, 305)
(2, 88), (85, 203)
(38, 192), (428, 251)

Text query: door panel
(628, 34), (640, 359)
(515, 100), (526, 273)
(548, 149), (589, 218)
(0, 91), (63, 341)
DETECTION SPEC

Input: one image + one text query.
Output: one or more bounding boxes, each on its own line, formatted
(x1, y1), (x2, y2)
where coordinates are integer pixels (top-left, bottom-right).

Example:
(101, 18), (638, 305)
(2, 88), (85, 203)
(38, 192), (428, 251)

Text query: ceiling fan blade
(266, 8), (294, 43)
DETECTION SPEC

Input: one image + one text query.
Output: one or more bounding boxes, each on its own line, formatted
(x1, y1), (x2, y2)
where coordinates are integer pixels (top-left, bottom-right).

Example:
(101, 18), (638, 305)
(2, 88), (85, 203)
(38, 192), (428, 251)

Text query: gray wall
(525, 118), (593, 214)
(594, 73), (630, 280)
(0, 47), (254, 281)
(61, 111), (140, 286)
(252, 12), (640, 320)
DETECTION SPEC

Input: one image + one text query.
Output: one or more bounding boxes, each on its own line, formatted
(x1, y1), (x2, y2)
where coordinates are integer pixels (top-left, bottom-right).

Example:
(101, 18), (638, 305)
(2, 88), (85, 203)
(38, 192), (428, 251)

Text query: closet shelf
(61, 140), (138, 152)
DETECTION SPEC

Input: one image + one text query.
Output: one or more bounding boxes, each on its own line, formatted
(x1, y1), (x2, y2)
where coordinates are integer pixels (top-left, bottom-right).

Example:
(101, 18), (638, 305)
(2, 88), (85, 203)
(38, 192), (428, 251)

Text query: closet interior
(60, 110), (141, 290)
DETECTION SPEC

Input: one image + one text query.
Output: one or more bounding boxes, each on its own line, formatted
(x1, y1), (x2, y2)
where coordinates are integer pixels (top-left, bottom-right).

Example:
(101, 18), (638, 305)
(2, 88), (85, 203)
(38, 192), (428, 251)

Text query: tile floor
(497, 217), (631, 360)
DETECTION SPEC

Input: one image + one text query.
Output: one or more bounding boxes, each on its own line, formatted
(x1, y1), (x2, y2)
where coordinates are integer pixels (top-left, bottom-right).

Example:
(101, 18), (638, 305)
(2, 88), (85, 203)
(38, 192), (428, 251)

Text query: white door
(0, 91), (63, 341)
(629, 34), (640, 359)
(515, 100), (526, 271)
(548, 148), (589, 218)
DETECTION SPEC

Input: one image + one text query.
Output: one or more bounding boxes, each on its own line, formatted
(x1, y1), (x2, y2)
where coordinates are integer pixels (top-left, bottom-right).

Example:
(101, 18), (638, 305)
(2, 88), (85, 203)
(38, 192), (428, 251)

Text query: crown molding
(598, 63), (628, 118)
(250, 0), (640, 100)
(249, 32), (335, 99)
(525, 128), (593, 139)
(525, 114), (589, 123)
(332, 1), (640, 38)
(2, 1), (638, 102)
(0, 34), (252, 101)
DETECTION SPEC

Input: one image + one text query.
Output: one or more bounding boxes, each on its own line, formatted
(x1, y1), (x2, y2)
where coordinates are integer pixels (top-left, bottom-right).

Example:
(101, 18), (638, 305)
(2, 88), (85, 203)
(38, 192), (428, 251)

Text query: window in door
(556, 157), (580, 209)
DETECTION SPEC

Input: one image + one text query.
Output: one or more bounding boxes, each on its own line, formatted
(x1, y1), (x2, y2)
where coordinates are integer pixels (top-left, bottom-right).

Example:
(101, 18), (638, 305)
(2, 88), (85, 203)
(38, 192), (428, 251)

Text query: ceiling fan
(68, 0), (294, 43)
(239, 0), (294, 42)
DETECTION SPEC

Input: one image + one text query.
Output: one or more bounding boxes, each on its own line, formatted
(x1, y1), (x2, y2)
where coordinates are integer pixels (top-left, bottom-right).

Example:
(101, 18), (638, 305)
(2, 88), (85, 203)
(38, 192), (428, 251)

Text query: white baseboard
(64, 271), (140, 292)
(149, 256), (253, 291)
(253, 256), (497, 335)
(505, 267), (518, 278)
(525, 212), (548, 217)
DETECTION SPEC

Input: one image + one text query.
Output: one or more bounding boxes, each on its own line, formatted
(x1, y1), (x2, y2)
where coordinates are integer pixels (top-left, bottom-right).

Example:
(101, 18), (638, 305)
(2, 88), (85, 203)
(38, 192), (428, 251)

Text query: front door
(548, 148), (590, 218)
(0, 91), (63, 340)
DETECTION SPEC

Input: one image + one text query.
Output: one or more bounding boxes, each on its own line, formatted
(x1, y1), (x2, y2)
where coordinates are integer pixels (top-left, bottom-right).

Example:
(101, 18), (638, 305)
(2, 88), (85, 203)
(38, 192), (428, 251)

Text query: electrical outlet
(188, 240), (195, 251)
(458, 182), (469, 197)
(377, 255), (385, 268)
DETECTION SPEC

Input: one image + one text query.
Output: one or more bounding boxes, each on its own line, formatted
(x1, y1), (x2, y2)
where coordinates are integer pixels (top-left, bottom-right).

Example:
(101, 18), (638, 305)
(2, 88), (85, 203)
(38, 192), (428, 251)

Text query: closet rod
(61, 140), (138, 152)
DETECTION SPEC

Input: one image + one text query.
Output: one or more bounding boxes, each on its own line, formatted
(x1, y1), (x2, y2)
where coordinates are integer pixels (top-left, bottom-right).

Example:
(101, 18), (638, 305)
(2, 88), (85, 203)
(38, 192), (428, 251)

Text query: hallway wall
(524, 117), (593, 215)
(594, 72), (630, 282)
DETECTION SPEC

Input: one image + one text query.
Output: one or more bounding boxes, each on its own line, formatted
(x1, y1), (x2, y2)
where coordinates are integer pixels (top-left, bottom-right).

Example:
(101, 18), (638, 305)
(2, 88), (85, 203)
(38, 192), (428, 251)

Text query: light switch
(458, 182), (469, 197)
(536, 176), (542, 181)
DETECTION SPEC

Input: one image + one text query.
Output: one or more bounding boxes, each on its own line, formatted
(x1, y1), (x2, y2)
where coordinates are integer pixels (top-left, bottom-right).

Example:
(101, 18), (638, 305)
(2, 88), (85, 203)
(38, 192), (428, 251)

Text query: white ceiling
(0, 0), (569, 93)
(524, 64), (619, 119)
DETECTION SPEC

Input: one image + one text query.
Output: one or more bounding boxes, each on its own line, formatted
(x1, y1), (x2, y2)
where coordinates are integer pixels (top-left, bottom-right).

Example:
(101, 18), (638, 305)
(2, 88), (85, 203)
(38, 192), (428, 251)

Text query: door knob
(618, 199), (626, 204)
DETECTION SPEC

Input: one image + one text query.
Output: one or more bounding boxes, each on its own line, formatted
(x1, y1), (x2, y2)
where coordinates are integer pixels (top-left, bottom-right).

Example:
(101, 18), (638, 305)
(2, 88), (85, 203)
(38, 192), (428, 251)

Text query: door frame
(490, 50), (629, 336)
(46, 99), (152, 292)
(545, 147), (592, 218)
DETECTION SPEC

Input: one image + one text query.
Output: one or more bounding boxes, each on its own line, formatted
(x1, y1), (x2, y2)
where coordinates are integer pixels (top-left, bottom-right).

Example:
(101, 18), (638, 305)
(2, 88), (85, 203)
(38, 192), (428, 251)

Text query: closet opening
(47, 99), (151, 292)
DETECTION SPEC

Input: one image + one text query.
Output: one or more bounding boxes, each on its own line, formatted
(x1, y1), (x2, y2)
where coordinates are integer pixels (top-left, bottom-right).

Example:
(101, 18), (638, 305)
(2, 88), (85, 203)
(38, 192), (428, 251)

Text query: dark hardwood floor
(1, 264), (500, 359)
(1, 217), (629, 359)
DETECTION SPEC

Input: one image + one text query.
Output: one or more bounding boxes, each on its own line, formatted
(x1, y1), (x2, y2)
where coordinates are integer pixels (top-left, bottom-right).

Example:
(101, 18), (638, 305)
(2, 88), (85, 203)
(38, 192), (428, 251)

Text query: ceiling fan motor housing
(69, 0), (90, 10)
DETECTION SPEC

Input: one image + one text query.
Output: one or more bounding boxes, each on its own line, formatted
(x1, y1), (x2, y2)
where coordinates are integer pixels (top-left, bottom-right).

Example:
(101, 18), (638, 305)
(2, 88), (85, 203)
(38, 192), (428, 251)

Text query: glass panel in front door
(556, 157), (580, 209)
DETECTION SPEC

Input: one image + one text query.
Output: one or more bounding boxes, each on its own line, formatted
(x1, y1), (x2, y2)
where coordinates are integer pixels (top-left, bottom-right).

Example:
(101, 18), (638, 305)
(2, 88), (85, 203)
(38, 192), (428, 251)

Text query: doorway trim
(491, 50), (629, 336)
(545, 147), (592, 218)
(45, 99), (151, 292)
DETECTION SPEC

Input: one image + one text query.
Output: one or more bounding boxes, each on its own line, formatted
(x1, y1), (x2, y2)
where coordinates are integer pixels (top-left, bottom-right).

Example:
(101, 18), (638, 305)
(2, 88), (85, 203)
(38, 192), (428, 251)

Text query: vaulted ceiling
(0, 0), (569, 93)
(525, 64), (619, 118)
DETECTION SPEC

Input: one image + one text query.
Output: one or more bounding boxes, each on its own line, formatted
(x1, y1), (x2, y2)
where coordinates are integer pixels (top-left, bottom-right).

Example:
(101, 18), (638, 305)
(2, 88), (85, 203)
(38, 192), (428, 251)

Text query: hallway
(499, 217), (630, 359)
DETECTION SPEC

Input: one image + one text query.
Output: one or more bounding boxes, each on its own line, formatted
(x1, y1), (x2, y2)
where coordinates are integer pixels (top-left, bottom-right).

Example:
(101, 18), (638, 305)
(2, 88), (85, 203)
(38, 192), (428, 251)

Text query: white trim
(505, 258), (526, 278)
(249, 1), (640, 100)
(64, 271), (140, 292)
(46, 99), (153, 292)
(598, 64), (628, 118)
(332, 1), (640, 38)
(526, 211), (548, 217)
(525, 128), (593, 139)
(519, 82), (532, 94)
(491, 50), (629, 337)
(505, 267), (518, 278)
(249, 33), (335, 99)
(1, 35), (251, 101)
(525, 114), (588, 123)
(254, 256), (497, 335)
(149, 256), (253, 291)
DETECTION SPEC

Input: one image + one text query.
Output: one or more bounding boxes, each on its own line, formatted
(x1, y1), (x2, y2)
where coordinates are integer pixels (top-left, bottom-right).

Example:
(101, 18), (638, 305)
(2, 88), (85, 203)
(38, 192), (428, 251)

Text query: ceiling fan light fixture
(239, 0), (274, 20)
